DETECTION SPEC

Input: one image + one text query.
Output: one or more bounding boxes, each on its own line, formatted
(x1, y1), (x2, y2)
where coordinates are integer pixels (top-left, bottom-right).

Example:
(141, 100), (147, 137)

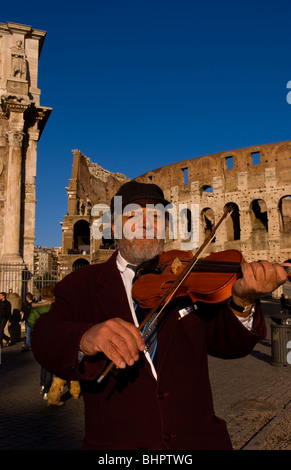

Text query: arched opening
(73, 220), (90, 253)
(224, 203), (240, 241)
(201, 207), (215, 243)
(250, 199), (268, 231)
(180, 208), (192, 240)
(201, 185), (213, 195)
(279, 196), (291, 249)
(251, 199), (268, 231)
(72, 258), (90, 271)
(279, 196), (291, 232)
(250, 199), (268, 250)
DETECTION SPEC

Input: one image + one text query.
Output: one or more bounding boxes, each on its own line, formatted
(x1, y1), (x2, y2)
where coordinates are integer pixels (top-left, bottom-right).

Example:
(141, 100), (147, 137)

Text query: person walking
(21, 292), (33, 351)
(0, 292), (11, 347)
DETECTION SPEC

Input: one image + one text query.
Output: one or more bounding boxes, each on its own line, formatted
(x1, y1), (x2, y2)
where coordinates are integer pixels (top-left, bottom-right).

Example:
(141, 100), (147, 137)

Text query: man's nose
(142, 210), (153, 228)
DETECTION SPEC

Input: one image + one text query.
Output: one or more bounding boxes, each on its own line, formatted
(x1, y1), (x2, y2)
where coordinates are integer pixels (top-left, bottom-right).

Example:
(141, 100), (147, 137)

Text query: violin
(132, 249), (245, 308)
(132, 247), (291, 308)
(96, 205), (291, 383)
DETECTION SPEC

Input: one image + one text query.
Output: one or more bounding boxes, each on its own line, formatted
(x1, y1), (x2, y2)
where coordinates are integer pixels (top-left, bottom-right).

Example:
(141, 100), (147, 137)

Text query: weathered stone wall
(0, 22), (51, 286)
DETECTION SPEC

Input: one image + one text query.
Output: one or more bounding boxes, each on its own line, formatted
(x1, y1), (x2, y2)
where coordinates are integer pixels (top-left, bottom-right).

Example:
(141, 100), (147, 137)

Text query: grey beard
(118, 239), (164, 265)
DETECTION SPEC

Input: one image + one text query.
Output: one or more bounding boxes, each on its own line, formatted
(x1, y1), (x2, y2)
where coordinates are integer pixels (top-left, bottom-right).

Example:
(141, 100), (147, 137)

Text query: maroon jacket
(31, 251), (266, 450)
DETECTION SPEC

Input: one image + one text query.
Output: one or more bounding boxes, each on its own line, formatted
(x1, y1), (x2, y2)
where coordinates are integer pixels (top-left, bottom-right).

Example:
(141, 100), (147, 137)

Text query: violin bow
(97, 205), (234, 383)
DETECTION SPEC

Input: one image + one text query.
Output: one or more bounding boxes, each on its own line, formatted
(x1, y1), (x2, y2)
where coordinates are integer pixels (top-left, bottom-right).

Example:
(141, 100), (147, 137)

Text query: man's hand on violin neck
(79, 318), (145, 369)
(232, 260), (288, 307)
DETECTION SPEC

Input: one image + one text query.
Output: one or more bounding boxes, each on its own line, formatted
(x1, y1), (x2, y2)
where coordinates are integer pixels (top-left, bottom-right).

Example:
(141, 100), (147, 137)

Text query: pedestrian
(8, 308), (22, 344)
(280, 293), (291, 314)
(21, 292), (33, 351)
(0, 292), (11, 347)
(31, 181), (290, 450)
(28, 285), (55, 400)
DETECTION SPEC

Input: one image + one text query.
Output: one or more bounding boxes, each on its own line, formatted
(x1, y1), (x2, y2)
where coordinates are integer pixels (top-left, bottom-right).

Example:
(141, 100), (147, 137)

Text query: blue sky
(1, 0), (291, 247)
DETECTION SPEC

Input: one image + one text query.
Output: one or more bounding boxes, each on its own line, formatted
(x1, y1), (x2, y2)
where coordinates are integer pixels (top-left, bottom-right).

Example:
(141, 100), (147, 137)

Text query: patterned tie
(128, 264), (157, 367)
(135, 302), (157, 366)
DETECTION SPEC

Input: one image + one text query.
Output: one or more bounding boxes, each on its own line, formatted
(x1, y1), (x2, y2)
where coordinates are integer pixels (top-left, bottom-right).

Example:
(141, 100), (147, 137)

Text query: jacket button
(157, 391), (164, 399)
(163, 433), (171, 441)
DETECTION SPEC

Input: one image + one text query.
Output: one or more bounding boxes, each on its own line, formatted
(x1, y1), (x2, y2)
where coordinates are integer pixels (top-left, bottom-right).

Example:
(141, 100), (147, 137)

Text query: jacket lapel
(156, 304), (180, 375)
(94, 252), (133, 324)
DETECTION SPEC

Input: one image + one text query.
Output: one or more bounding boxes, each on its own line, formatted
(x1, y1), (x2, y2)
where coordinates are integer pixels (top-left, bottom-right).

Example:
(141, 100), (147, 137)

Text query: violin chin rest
(135, 255), (161, 279)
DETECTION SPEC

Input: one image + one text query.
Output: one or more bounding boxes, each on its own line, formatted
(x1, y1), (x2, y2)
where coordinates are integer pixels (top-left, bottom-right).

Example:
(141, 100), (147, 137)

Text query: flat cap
(111, 180), (170, 210)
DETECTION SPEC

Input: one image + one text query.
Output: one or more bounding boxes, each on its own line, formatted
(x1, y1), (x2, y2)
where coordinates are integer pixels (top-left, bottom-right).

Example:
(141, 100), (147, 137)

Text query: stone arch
(72, 258), (90, 270)
(250, 199), (268, 232)
(279, 195), (291, 232)
(224, 202), (240, 241)
(73, 219), (90, 253)
(201, 185), (213, 195)
(180, 207), (192, 240)
(201, 207), (215, 243)
(279, 195), (291, 250)
(250, 199), (268, 250)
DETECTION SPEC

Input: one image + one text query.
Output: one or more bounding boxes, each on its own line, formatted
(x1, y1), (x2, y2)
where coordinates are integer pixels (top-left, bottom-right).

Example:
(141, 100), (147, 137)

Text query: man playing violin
(32, 181), (289, 450)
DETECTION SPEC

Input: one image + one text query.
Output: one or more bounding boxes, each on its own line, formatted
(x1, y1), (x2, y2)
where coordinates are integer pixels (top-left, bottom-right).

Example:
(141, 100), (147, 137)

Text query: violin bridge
(171, 257), (183, 275)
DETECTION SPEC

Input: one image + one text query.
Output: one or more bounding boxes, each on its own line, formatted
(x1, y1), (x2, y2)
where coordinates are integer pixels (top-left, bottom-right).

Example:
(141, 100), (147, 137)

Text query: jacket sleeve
(7, 301), (12, 322)
(27, 308), (39, 329)
(204, 300), (266, 358)
(31, 269), (108, 382)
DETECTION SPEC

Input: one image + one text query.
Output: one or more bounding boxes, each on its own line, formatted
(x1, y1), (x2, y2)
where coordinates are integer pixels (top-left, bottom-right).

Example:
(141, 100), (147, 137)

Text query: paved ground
(1, 298), (291, 452)
(209, 300), (291, 451)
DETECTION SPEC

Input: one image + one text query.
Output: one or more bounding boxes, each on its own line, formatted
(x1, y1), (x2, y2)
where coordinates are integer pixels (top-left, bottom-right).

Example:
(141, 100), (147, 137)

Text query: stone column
(22, 128), (39, 269)
(1, 129), (24, 264)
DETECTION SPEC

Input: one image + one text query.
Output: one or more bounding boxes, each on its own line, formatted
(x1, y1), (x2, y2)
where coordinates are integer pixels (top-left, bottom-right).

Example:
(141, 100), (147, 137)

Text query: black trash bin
(270, 313), (291, 366)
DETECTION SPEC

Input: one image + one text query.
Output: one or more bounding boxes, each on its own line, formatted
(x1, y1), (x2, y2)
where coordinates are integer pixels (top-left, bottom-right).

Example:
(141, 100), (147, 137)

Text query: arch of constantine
(59, 141), (291, 297)
(0, 22), (51, 295)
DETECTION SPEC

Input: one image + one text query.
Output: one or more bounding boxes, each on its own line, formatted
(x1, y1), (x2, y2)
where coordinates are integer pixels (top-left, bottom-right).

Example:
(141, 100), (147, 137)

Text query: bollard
(270, 313), (291, 366)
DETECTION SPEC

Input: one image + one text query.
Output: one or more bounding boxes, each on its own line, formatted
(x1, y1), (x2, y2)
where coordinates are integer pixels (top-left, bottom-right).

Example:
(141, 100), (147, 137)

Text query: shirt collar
(116, 250), (137, 273)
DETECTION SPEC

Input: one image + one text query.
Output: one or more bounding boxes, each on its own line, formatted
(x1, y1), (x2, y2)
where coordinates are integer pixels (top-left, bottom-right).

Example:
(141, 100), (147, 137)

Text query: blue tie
(134, 302), (157, 366)
(128, 264), (157, 366)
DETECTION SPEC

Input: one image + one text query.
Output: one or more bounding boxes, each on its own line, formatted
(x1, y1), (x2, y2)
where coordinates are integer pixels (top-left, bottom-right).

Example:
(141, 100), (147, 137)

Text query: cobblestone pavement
(1, 299), (291, 451)
(209, 300), (291, 451)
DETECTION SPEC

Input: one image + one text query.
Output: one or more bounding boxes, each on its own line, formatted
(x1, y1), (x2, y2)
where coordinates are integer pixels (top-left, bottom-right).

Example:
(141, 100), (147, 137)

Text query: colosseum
(59, 141), (291, 295)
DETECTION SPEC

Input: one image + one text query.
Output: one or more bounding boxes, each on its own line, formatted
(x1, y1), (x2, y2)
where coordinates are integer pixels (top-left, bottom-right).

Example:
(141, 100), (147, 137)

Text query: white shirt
(116, 252), (158, 379)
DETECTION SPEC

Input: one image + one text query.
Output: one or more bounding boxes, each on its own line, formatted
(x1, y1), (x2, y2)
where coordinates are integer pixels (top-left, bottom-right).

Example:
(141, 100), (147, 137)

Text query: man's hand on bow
(79, 318), (145, 369)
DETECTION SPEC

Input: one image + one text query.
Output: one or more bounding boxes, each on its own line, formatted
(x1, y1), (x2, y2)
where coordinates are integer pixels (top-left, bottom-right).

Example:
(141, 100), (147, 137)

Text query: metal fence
(0, 264), (62, 301)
